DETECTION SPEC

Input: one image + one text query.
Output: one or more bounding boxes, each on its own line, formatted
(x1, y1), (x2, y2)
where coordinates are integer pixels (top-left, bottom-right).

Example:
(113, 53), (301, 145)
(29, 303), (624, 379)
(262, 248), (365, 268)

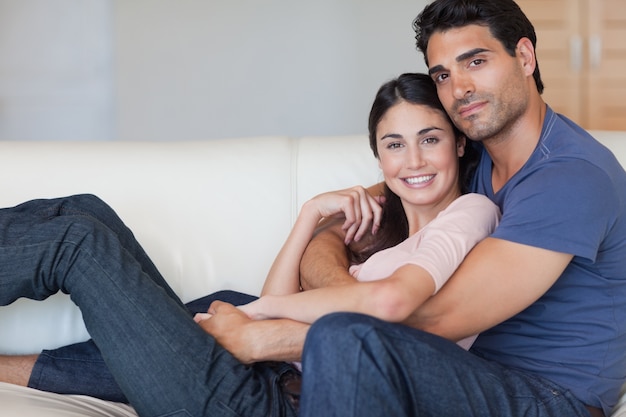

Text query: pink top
(349, 193), (500, 349)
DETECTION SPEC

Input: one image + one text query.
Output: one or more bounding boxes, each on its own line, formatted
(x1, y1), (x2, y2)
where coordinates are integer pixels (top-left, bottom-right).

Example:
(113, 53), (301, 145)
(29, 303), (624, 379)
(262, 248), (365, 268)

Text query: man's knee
(303, 312), (381, 362)
(304, 313), (455, 367)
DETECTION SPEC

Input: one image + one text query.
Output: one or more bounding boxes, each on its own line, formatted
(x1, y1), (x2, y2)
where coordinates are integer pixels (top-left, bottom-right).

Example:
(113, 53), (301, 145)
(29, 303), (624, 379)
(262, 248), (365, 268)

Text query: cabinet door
(586, 0), (626, 130)
(517, 0), (585, 125)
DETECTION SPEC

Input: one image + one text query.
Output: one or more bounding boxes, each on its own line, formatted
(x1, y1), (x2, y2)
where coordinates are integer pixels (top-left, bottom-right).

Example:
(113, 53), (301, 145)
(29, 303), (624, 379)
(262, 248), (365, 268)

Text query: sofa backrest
(0, 136), (379, 353)
(0, 132), (621, 354)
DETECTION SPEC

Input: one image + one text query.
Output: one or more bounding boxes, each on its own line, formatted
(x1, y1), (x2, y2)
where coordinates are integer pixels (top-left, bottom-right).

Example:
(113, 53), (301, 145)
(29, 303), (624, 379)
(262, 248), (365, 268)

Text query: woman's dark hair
(351, 73), (479, 264)
(412, 0), (544, 94)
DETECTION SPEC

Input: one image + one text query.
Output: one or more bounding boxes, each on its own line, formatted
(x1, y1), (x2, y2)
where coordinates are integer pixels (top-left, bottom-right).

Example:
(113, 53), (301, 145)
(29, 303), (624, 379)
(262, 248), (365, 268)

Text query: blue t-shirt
(470, 107), (626, 414)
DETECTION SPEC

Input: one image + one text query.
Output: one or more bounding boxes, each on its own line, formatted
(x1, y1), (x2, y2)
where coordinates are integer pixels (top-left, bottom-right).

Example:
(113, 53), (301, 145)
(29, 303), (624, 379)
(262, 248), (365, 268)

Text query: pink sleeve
(406, 194), (500, 293)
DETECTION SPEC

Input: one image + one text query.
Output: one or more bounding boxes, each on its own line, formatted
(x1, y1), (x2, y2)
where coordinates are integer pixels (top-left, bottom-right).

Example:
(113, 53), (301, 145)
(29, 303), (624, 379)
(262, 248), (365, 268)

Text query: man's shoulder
(542, 109), (616, 164)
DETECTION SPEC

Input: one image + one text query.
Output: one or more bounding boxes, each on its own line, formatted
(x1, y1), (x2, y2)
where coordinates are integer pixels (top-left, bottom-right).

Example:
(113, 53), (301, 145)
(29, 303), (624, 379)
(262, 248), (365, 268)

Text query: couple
(1, 0), (626, 416)
(1, 73), (498, 414)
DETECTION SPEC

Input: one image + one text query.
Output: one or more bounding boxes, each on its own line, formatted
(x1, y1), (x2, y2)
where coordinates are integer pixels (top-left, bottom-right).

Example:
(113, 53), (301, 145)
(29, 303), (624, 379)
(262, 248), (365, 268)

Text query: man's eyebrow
(428, 48), (491, 75)
(456, 48), (490, 63)
(428, 65), (444, 76)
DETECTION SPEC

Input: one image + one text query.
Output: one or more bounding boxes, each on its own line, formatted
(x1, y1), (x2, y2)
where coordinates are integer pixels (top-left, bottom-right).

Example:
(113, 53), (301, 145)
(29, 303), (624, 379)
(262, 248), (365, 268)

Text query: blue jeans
(30, 290), (258, 404)
(0, 195), (298, 417)
(299, 313), (593, 417)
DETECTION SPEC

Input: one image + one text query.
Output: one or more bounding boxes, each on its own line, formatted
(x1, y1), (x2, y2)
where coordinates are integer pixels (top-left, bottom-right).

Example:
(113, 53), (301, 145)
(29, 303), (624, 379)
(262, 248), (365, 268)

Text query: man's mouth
(457, 101), (485, 118)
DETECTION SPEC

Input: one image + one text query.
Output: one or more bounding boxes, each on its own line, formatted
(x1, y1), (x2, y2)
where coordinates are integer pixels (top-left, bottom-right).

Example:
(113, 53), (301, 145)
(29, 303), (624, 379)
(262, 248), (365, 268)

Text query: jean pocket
(214, 401), (246, 417)
(154, 410), (193, 417)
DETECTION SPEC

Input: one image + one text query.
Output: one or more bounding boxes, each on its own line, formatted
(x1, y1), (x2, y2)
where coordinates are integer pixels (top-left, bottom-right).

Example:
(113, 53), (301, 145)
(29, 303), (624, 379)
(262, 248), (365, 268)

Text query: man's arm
(198, 301), (308, 363)
(298, 219), (355, 290)
(299, 183), (385, 290)
(406, 237), (573, 341)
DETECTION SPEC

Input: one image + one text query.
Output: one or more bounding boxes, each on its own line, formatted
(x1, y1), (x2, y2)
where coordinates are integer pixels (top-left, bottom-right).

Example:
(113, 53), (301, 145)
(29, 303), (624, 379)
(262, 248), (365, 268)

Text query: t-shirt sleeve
(405, 194), (500, 292)
(492, 159), (616, 261)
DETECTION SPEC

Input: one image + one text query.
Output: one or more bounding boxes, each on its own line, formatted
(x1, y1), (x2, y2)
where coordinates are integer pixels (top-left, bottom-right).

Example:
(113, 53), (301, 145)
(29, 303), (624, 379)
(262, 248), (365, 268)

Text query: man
(296, 1), (626, 416)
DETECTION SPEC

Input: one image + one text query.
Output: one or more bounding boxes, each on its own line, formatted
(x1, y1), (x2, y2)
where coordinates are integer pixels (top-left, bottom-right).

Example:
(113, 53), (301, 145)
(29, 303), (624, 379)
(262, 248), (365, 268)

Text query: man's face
(425, 24), (529, 142)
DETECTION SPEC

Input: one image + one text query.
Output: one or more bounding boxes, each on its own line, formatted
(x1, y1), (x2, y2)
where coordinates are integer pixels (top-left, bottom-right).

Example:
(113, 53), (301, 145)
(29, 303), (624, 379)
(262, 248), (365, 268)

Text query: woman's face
(376, 101), (464, 223)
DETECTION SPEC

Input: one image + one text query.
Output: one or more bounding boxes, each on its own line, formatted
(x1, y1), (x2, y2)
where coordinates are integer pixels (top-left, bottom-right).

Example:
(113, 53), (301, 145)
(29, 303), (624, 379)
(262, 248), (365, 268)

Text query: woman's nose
(406, 148), (425, 169)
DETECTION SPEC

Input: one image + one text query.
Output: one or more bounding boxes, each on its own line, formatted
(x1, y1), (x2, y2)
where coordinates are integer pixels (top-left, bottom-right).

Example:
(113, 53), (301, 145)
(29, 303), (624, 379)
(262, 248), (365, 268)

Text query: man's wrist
(246, 319), (307, 363)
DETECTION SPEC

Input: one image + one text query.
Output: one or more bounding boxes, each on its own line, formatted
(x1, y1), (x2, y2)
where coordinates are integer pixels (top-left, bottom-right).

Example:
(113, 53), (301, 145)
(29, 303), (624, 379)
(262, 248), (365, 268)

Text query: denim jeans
(0, 195), (298, 417)
(299, 312), (593, 417)
(30, 290), (258, 404)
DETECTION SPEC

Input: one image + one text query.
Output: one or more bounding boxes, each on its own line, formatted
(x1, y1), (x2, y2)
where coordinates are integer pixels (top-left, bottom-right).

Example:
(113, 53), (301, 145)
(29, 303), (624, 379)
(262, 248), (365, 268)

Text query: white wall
(0, 1), (429, 141)
(113, 0), (429, 141)
(0, 0), (114, 141)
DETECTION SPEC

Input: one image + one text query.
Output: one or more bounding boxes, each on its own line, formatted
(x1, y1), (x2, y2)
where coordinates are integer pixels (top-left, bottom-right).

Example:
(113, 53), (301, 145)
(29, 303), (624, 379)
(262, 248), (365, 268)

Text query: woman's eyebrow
(381, 127), (443, 141)
(418, 126), (444, 135)
(380, 133), (402, 141)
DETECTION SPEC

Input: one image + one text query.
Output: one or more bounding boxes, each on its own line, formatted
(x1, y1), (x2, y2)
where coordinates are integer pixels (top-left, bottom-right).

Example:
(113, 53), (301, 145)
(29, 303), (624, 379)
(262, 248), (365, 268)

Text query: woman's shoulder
(449, 193), (498, 211)
(440, 193), (501, 228)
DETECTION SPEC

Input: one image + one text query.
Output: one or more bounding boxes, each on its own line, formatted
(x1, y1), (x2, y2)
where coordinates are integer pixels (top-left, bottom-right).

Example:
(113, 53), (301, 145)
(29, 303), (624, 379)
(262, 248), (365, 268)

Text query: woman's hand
(261, 185), (383, 297)
(305, 186), (384, 244)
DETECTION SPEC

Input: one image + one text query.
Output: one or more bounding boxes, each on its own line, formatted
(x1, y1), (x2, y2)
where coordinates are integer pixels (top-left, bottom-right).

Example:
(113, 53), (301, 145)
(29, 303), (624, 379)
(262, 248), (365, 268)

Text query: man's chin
(454, 121), (482, 142)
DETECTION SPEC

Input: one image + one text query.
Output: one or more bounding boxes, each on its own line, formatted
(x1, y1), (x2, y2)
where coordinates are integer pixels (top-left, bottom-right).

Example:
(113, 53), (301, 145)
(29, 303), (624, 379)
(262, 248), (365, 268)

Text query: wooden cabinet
(517, 0), (626, 130)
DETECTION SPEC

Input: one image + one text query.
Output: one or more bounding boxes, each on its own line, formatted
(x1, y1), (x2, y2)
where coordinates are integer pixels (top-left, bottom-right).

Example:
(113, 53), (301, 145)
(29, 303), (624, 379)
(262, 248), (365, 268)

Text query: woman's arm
(244, 264), (436, 323)
(261, 186), (383, 296)
(243, 194), (500, 325)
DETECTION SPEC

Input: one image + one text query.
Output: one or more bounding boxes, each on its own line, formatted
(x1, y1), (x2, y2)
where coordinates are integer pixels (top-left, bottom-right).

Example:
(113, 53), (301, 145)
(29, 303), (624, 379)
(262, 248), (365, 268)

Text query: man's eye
(435, 73), (448, 83)
(469, 59), (485, 67)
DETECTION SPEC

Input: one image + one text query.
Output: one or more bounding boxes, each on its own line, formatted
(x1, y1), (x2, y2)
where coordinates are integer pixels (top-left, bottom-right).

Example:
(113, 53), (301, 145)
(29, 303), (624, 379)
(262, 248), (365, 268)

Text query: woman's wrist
(300, 199), (324, 223)
(254, 294), (279, 320)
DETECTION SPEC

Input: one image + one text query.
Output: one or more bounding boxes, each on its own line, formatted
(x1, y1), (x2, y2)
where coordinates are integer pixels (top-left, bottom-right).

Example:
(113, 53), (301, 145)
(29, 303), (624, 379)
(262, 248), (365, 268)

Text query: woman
(0, 73), (498, 416)
(229, 73), (498, 350)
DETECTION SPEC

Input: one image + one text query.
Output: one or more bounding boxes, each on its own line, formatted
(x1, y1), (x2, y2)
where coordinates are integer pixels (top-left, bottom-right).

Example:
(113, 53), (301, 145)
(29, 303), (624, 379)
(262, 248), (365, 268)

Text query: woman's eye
(422, 137), (439, 145)
(386, 142), (403, 149)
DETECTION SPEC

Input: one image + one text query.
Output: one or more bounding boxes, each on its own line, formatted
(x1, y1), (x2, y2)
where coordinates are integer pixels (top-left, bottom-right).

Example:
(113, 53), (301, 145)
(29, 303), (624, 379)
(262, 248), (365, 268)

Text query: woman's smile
(403, 174), (435, 186)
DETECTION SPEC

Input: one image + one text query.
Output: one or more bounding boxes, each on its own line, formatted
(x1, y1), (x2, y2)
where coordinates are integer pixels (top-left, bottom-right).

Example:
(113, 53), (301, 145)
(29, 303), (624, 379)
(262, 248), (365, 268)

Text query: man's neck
(486, 100), (547, 193)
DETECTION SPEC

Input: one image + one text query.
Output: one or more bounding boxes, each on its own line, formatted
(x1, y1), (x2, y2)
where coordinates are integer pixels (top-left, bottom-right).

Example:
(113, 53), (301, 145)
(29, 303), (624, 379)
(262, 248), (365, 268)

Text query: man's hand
(196, 300), (309, 364)
(196, 301), (257, 363)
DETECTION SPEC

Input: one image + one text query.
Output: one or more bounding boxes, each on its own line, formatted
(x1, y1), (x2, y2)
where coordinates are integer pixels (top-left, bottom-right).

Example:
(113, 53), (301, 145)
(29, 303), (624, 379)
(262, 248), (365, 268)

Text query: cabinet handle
(570, 35), (583, 72)
(589, 35), (602, 70)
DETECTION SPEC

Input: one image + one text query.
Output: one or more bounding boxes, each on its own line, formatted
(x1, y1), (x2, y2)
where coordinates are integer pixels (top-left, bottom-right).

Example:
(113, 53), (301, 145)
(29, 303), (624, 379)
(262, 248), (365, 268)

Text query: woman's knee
(52, 214), (119, 256)
(61, 194), (112, 215)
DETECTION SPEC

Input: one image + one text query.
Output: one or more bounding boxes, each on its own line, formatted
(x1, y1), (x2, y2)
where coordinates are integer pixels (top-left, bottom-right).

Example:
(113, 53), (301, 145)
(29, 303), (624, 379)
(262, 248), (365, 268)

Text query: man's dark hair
(413, 0), (544, 94)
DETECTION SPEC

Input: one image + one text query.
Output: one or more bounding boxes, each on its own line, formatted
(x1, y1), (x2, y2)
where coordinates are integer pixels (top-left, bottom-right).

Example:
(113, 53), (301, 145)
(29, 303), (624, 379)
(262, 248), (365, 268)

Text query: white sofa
(0, 132), (624, 416)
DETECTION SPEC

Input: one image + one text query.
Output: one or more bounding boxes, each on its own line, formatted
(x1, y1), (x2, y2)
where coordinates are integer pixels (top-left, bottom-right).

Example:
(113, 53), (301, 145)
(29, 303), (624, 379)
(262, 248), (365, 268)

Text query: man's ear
(457, 136), (466, 157)
(517, 37), (537, 77)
